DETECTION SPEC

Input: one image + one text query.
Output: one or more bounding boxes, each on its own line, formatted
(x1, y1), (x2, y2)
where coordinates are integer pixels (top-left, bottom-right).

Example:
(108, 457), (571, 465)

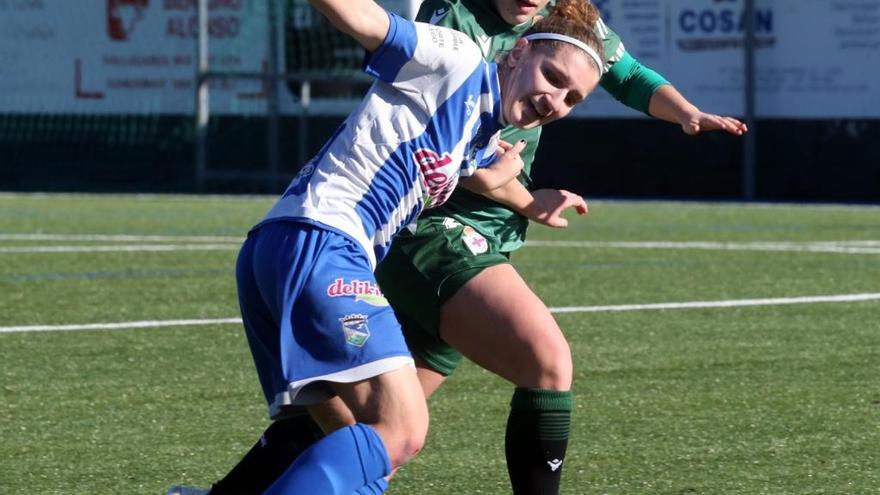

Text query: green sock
(504, 387), (572, 495)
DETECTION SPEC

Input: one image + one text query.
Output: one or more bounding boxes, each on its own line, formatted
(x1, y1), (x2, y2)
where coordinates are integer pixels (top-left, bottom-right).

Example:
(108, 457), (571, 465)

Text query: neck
(496, 62), (510, 126)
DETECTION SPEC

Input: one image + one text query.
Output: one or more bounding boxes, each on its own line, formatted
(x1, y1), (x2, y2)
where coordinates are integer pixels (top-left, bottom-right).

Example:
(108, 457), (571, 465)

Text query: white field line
(0, 244), (240, 253)
(2, 238), (880, 255)
(0, 318), (242, 334)
(2, 293), (879, 334)
(525, 240), (880, 254)
(550, 292), (880, 314)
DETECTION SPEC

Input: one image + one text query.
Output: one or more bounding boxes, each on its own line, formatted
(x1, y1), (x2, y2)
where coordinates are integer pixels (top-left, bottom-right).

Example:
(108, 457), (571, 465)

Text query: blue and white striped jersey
(257, 13), (503, 269)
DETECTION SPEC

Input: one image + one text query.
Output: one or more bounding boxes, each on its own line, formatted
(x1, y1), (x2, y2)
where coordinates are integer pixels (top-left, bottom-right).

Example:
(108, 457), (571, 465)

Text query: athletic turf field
(1, 193), (878, 494)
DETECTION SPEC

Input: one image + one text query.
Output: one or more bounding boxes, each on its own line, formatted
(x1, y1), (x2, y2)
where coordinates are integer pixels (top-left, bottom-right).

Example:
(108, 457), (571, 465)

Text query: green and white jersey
(417, 0), (669, 252)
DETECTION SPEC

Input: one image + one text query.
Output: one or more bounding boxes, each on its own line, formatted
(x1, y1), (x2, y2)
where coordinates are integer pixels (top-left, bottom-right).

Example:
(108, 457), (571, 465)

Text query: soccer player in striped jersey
(169, 1), (750, 494)
(167, 0), (605, 493)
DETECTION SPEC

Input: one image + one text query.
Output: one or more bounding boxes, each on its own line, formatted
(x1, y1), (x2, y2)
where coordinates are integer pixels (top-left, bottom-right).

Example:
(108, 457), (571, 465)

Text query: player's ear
(507, 37), (529, 68)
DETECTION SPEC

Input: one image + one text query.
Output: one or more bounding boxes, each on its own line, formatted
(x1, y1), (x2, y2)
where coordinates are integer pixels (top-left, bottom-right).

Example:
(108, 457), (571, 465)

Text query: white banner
(574, 0), (880, 118)
(1, 0), (878, 117)
(0, 0), (277, 114)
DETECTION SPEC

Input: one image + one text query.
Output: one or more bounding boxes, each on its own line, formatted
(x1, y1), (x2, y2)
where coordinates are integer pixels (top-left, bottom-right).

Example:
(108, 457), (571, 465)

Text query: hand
(460, 139), (526, 193)
(525, 189), (588, 228)
(493, 139), (526, 178)
(680, 111), (748, 136)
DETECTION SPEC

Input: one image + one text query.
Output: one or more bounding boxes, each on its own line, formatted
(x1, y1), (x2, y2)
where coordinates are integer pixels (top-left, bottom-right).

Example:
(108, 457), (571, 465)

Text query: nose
(540, 91), (568, 119)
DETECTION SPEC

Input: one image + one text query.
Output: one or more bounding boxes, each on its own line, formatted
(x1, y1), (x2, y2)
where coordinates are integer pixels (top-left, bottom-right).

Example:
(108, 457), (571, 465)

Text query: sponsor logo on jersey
(430, 7), (449, 25)
(327, 278), (389, 307)
(465, 94), (477, 117)
(461, 226), (488, 255)
(340, 314), (370, 347)
(413, 148), (458, 209)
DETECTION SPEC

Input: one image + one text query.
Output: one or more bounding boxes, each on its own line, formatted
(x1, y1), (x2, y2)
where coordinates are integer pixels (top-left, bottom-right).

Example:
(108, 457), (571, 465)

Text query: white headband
(524, 33), (603, 72)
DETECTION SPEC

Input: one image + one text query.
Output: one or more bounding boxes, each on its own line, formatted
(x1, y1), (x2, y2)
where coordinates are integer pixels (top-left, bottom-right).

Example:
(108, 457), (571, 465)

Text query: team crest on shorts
(340, 314), (370, 347)
(442, 217), (461, 230)
(461, 226), (488, 255)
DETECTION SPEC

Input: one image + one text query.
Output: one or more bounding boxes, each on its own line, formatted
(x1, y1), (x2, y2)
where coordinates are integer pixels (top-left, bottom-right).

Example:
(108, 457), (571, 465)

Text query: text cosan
(679, 7), (774, 35)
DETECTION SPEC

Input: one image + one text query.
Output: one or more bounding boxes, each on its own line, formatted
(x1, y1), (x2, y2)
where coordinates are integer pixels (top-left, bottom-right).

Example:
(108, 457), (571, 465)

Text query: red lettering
(327, 278), (343, 296)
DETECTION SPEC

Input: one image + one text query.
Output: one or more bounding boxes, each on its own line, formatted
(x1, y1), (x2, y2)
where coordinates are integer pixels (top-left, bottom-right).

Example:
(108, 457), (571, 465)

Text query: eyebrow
(547, 63), (585, 103)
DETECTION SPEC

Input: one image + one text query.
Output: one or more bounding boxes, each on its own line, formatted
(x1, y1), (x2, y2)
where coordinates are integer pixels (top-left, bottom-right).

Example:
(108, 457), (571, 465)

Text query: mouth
(519, 99), (544, 127)
(528, 99), (550, 120)
(514, 0), (540, 14)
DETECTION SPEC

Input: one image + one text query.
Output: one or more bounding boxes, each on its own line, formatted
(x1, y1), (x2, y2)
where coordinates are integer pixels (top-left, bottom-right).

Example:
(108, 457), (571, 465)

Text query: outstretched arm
(307, 0), (389, 52)
(648, 85), (748, 136)
(599, 23), (747, 136)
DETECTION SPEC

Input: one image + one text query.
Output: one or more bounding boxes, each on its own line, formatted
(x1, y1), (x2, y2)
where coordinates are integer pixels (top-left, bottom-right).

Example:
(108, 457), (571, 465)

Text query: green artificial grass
(1, 194), (878, 494)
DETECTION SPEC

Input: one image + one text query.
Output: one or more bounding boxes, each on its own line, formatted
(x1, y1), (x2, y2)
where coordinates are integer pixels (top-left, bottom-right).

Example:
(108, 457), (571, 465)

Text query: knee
(394, 425), (427, 467)
(528, 336), (572, 390)
(377, 408), (429, 468)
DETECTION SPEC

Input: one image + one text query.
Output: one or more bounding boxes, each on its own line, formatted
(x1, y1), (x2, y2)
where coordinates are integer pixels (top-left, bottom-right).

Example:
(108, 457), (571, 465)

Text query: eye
(542, 67), (562, 88)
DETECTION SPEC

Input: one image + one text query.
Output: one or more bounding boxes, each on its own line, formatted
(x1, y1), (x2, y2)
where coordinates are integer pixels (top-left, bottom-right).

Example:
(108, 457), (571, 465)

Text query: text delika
(326, 278), (384, 298)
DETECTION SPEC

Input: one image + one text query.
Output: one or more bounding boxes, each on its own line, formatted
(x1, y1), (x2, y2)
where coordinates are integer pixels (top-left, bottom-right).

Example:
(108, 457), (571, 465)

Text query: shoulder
(593, 17), (627, 66)
(417, 0), (477, 29)
(417, 0), (455, 22)
(412, 21), (484, 64)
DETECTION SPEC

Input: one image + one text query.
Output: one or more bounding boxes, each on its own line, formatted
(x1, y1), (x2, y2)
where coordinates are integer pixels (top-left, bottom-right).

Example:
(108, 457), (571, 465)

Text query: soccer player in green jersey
(168, 1), (747, 494)
(367, 1), (746, 494)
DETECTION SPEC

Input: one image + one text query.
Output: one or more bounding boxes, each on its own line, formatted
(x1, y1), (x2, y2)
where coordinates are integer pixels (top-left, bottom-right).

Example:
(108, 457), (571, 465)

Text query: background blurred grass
(1, 194), (878, 494)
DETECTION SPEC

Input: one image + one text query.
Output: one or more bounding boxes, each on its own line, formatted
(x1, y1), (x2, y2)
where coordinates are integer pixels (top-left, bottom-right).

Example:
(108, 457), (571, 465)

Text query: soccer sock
(208, 413), (325, 495)
(263, 423), (392, 495)
(504, 387), (572, 495)
(354, 477), (389, 494)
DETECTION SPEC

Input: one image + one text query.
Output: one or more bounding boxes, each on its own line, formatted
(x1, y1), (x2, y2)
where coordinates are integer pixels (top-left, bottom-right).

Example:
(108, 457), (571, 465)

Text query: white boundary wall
(1, 0), (878, 117)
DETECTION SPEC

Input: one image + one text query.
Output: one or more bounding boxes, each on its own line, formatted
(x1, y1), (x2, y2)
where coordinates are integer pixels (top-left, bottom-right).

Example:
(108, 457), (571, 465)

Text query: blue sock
(354, 478), (389, 494)
(262, 423), (391, 495)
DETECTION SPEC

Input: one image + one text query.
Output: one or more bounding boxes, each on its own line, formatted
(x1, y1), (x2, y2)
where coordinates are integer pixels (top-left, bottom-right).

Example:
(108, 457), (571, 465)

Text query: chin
(513, 117), (540, 130)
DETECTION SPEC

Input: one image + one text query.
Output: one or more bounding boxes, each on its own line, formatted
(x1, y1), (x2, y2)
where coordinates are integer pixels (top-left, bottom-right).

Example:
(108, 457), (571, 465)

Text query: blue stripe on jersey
(470, 64), (503, 168)
(363, 13), (417, 84)
(351, 148), (420, 244)
(373, 201), (422, 262)
(353, 61), (494, 257)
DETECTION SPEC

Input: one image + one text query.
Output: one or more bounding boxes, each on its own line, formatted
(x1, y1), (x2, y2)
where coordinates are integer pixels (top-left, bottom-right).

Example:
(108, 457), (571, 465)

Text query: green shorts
(375, 216), (510, 376)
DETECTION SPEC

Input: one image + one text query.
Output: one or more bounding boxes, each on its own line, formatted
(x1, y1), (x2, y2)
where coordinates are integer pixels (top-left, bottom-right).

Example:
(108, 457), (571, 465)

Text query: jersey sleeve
(361, 12), (419, 82)
(461, 131), (500, 177)
(363, 12), (484, 104)
(595, 18), (670, 114)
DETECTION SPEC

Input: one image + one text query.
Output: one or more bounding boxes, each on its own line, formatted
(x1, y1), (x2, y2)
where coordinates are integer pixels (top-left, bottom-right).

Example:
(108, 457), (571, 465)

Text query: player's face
(491, 0), (551, 26)
(500, 40), (600, 130)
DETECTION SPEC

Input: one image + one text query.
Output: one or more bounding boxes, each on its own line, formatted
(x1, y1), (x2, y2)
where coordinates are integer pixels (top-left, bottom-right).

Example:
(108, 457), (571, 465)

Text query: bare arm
(481, 180), (588, 228)
(648, 85), (748, 136)
(466, 140), (588, 228)
(308, 0), (389, 52)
